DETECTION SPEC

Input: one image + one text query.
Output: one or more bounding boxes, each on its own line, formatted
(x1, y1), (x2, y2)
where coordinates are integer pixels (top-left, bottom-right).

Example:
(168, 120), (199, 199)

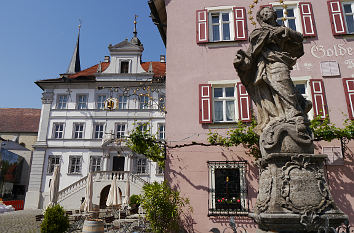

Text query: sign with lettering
(311, 44), (353, 58)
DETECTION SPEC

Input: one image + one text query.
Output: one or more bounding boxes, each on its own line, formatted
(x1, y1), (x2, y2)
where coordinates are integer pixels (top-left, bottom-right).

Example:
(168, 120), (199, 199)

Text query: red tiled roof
(0, 108), (41, 133)
(141, 62), (166, 77)
(68, 62), (110, 79)
(68, 61), (166, 79)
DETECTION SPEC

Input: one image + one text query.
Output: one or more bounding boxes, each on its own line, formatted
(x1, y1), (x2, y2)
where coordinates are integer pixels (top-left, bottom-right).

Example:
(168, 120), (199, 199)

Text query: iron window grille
(208, 161), (249, 216)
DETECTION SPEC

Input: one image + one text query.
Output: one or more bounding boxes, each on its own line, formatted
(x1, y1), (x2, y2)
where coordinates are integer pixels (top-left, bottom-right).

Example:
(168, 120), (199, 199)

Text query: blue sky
(0, 0), (165, 109)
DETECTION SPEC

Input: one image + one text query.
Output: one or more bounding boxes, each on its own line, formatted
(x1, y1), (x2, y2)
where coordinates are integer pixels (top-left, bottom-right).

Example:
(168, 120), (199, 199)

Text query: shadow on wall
(326, 146), (354, 224)
(165, 147), (260, 232)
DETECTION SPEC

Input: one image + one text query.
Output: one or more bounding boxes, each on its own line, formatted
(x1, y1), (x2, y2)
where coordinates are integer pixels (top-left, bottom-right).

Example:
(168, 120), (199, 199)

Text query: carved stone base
(251, 153), (348, 232)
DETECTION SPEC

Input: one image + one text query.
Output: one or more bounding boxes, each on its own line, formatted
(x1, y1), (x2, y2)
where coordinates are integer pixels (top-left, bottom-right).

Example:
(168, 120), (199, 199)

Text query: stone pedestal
(250, 153), (348, 233)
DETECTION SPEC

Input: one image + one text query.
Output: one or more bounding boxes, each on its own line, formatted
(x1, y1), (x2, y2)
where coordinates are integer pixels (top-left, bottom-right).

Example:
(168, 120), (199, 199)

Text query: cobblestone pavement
(0, 209), (42, 233)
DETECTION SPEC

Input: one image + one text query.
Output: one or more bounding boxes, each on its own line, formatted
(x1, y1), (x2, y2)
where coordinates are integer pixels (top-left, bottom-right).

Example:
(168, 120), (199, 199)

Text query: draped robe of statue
(234, 15), (313, 156)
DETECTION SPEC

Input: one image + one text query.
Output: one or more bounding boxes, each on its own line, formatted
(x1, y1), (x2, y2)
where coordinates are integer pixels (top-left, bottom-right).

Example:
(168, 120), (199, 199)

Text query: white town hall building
(25, 25), (165, 210)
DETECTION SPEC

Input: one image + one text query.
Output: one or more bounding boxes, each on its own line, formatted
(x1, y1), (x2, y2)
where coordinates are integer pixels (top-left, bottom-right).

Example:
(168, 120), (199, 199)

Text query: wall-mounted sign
(320, 61), (340, 77)
(311, 44), (353, 59)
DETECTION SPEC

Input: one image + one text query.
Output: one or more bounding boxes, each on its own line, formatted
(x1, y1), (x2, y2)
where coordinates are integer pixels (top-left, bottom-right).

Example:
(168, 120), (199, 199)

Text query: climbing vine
(208, 117), (354, 158)
(127, 123), (165, 168)
(127, 118), (353, 162)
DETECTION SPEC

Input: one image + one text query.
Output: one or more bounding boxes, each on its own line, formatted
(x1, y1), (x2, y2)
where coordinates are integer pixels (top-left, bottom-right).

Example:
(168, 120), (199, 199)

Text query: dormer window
(120, 61), (130, 73)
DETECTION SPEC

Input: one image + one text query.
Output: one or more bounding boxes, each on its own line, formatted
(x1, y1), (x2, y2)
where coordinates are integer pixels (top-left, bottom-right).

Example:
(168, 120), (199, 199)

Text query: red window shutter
(299, 2), (317, 37)
(196, 10), (209, 44)
(327, 0), (347, 35)
(233, 7), (247, 41)
(342, 78), (354, 120)
(310, 79), (328, 120)
(237, 82), (252, 122)
(199, 84), (212, 123)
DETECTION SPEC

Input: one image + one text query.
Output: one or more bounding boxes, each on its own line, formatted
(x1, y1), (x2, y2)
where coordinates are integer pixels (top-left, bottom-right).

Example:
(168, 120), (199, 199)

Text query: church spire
(131, 15), (142, 46)
(66, 22), (81, 74)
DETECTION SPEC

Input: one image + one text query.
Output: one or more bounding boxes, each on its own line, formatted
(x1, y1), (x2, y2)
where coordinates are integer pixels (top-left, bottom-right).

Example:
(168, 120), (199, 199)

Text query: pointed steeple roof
(131, 15), (142, 46)
(66, 24), (81, 74)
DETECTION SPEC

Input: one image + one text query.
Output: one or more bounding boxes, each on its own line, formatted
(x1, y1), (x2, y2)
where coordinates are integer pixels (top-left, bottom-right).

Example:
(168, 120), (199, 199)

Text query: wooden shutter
(343, 78), (354, 120)
(196, 10), (209, 44)
(237, 82), (252, 122)
(299, 2), (317, 37)
(199, 84), (212, 123)
(310, 79), (328, 119)
(327, 0), (347, 35)
(233, 7), (247, 41)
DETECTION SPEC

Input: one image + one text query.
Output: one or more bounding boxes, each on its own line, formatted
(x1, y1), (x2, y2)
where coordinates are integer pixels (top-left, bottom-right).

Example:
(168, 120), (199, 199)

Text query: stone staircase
(57, 171), (147, 203)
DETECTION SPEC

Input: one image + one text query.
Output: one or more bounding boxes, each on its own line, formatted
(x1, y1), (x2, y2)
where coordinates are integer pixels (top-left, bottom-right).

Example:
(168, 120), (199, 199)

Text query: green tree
(127, 123), (165, 167)
(40, 204), (69, 233)
(140, 181), (191, 233)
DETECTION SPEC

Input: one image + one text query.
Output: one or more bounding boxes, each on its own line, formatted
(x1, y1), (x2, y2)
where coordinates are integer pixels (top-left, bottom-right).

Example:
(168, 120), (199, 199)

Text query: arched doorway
(99, 185), (123, 209)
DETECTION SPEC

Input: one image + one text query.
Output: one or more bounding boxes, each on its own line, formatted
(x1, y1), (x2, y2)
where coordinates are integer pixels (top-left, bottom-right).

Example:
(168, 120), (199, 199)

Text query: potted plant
(129, 194), (141, 214)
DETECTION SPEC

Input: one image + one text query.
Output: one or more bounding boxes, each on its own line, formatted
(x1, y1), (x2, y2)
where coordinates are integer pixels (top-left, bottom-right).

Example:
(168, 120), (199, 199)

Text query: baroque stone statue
(233, 7), (348, 232)
(233, 6), (313, 157)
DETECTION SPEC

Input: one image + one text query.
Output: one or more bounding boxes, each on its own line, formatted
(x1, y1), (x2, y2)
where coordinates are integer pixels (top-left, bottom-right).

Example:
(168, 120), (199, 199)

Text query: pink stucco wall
(164, 0), (354, 231)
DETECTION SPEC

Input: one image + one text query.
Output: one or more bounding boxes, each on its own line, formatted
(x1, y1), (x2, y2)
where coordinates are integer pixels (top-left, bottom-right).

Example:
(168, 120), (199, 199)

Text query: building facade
(25, 29), (166, 210)
(0, 108), (40, 151)
(150, 0), (354, 232)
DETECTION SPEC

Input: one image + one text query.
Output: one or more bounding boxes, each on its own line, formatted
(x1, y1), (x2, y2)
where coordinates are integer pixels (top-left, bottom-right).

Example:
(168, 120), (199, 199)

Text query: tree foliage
(40, 205), (69, 233)
(140, 181), (191, 233)
(127, 123), (165, 167)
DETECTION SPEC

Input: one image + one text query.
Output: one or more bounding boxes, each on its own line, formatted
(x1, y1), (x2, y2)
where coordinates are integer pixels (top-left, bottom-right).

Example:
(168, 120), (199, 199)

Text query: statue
(233, 7), (348, 232)
(233, 6), (313, 156)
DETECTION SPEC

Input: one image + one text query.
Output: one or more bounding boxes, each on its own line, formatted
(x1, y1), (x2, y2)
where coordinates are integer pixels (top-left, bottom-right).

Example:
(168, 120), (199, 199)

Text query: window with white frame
(118, 96), (128, 109)
(116, 123), (126, 139)
(210, 10), (233, 42)
(156, 164), (164, 175)
(94, 123), (104, 139)
(139, 96), (150, 109)
(47, 155), (60, 174)
(137, 122), (148, 132)
(53, 123), (64, 139)
(208, 161), (248, 216)
(57, 95), (68, 109)
(73, 123), (85, 139)
(120, 61), (130, 73)
(274, 6), (300, 31)
(137, 158), (147, 174)
(292, 78), (314, 119)
(68, 156), (82, 174)
(77, 94), (88, 110)
(343, 2), (354, 33)
(90, 156), (102, 172)
(158, 123), (165, 140)
(97, 95), (106, 110)
(213, 86), (236, 122)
